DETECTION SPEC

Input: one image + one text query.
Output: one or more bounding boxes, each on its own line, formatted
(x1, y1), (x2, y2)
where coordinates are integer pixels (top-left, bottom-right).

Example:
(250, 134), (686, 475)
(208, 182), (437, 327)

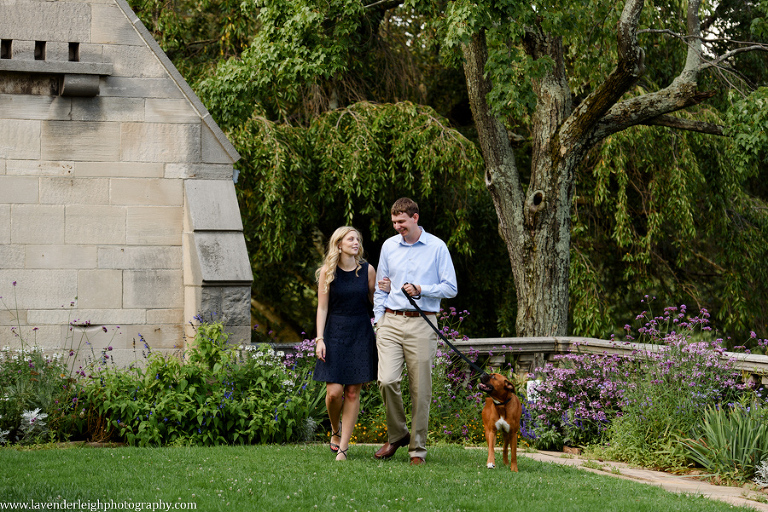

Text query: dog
(478, 372), (522, 471)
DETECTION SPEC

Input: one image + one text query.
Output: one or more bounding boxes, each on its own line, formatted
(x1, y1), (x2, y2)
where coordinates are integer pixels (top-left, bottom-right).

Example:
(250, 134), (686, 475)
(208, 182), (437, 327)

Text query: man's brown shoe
(410, 457), (425, 466)
(373, 433), (410, 459)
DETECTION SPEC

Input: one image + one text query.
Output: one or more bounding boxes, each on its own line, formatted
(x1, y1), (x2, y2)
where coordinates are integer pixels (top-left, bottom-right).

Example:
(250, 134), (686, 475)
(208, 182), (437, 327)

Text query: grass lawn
(0, 443), (752, 512)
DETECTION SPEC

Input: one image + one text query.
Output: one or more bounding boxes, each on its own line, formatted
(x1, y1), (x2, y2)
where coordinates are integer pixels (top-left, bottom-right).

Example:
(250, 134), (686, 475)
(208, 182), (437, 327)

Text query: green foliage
(65, 325), (321, 446)
(571, 107), (768, 341)
(753, 1), (768, 39)
(0, 347), (68, 445)
(568, 242), (611, 338)
(232, 101), (484, 262)
(186, 320), (231, 371)
(196, 0), (374, 127)
(310, 102), (485, 245)
(680, 402), (768, 483)
(605, 305), (746, 470)
(726, 87), (768, 183)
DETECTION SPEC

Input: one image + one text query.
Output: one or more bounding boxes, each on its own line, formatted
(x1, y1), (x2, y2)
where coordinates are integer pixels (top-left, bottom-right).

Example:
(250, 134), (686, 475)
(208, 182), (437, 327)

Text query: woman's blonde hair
(316, 226), (365, 294)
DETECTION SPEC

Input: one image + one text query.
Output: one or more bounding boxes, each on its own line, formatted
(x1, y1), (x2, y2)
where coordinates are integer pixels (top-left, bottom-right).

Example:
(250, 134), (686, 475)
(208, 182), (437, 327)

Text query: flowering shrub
(0, 345), (69, 445)
(606, 304), (748, 469)
(524, 352), (628, 450)
(65, 322), (320, 446)
(524, 301), (753, 468)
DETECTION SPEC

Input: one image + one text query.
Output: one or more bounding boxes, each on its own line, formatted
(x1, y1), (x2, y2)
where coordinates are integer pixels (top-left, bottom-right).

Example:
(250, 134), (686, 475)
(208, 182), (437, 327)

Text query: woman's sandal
(329, 426), (341, 453)
(335, 448), (348, 461)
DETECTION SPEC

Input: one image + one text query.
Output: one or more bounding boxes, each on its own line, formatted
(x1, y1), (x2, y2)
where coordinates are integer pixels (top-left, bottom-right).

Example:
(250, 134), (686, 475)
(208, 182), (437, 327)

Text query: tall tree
(443, 0), (768, 336)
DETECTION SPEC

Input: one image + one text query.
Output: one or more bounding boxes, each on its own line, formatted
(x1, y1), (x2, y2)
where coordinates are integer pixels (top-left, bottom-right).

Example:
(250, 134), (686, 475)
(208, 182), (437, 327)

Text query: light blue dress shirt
(373, 227), (457, 323)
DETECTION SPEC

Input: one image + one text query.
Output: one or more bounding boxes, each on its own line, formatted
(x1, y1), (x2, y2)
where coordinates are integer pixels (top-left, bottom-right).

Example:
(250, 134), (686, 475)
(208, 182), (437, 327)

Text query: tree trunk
(462, 29), (575, 336)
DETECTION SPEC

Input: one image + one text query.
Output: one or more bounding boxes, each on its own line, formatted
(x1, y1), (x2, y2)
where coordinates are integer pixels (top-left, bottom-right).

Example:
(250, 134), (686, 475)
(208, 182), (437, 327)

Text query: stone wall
(0, 0), (252, 365)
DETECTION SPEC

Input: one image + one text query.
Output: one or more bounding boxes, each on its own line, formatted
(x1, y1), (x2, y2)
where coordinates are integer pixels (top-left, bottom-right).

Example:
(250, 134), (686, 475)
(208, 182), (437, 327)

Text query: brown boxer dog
(478, 372), (522, 471)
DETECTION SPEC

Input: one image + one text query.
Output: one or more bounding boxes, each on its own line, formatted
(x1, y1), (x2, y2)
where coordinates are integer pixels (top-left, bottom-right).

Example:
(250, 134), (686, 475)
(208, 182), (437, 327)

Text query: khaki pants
(376, 312), (438, 460)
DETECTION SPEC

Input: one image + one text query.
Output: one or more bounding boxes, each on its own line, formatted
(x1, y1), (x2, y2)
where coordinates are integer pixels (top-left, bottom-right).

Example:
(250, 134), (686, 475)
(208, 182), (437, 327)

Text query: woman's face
(338, 231), (360, 257)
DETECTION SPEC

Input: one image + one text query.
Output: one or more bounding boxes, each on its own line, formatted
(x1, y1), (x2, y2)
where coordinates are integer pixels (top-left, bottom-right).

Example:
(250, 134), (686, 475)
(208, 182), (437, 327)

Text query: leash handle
(400, 284), (486, 377)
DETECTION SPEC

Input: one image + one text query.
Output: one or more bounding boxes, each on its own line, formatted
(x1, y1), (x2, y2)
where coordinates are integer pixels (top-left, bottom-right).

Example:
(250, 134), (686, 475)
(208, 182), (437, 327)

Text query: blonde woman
(314, 226), (378, 461)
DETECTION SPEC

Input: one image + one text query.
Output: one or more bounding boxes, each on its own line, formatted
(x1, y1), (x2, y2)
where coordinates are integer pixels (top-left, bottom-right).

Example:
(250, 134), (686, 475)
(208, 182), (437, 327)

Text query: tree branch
(589, 0), (730, 141)
(642, 114), (724, 136)
(558, 0), (645, 152)
(594, 87), (717, 140)
(701, 44), (768, 70)
(460, 30), (526, 247)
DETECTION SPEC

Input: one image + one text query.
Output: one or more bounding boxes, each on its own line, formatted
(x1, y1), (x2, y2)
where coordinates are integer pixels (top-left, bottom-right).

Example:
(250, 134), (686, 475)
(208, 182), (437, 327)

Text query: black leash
(400, 285), (487, 378)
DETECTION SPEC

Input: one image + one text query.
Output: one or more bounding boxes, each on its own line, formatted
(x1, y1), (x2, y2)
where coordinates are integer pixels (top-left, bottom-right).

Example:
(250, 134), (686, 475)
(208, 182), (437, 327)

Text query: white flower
(22, 408), (48, 424)
(755, 460), (768, 488)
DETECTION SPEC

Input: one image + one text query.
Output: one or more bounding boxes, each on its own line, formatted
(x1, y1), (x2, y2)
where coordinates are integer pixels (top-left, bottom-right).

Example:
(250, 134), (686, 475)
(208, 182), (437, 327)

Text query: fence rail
(274, 336), (768, 384)
(454, 337), (768, 383)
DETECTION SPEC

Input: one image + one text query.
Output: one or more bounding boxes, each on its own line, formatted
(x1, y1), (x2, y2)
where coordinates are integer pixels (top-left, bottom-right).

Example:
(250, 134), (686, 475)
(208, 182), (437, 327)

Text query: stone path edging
(512, 449), (768, 511)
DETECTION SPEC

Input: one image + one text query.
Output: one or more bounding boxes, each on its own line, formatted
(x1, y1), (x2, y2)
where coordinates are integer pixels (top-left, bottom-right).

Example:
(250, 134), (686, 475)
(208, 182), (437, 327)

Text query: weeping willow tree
(226, 102), (492, 340)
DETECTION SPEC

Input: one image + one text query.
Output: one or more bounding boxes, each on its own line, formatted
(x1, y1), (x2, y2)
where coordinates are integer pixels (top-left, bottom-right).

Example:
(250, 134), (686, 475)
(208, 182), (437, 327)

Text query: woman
(314, 226), (378, 461)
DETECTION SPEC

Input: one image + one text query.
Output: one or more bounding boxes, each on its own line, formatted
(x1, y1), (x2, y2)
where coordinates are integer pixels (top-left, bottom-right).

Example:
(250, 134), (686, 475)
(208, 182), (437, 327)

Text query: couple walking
(313, 197), (457, 464)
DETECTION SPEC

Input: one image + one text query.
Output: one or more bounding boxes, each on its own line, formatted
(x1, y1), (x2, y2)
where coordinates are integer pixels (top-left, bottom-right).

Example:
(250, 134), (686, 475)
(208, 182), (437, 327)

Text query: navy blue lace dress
(313, 263), (378, 385)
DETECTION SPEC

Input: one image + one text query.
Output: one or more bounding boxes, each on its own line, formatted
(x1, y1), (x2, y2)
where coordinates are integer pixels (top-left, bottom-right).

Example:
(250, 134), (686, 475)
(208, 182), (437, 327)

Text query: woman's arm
(368, 263), (377, 304)
(315, 266), (330, 362)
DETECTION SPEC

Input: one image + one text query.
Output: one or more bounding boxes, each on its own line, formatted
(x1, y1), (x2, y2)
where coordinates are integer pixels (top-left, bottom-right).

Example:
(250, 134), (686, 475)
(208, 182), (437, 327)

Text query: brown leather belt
(385, 308), (435, 317)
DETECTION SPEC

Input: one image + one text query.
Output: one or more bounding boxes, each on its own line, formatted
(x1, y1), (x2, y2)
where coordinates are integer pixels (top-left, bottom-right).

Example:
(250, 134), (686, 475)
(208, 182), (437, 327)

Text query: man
(373, 197), (457, 465)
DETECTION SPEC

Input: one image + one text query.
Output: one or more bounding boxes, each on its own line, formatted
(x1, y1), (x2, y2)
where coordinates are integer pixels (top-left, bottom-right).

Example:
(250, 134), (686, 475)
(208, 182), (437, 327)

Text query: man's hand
(403, 283), (421, 297)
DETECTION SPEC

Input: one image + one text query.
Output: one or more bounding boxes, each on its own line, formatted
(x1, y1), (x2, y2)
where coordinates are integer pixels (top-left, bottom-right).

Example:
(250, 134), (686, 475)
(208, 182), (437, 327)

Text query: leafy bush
(605, 304), (747, 469)
(65, 323), (324, 446)
(0, 346), (69, 445)
(679, 402), (768, 483)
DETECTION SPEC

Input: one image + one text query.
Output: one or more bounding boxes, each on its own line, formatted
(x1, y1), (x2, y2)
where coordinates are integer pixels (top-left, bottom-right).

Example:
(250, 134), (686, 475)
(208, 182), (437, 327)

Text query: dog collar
(492, 398), (512, 406)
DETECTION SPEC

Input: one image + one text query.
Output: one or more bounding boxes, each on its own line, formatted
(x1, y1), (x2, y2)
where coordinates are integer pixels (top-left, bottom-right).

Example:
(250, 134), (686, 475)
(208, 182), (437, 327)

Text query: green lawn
(0, 444), (752, 511)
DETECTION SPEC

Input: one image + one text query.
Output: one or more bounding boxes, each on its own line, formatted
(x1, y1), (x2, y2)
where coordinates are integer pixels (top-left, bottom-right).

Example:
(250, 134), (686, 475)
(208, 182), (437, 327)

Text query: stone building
(0, 0), (253, 364)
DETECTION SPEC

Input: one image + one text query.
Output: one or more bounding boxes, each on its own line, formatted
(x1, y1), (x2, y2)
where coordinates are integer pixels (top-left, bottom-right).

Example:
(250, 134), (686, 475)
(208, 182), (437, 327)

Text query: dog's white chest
(495, 417), (510, 433)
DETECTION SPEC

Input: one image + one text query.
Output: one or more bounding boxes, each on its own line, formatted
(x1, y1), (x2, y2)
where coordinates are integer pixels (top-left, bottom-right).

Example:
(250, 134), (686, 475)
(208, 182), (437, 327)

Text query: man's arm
(418, 243), (457, 300)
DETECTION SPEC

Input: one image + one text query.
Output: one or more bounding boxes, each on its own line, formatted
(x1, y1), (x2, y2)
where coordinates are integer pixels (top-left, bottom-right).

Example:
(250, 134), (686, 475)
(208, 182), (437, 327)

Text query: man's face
(391, 212), (419, 240)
